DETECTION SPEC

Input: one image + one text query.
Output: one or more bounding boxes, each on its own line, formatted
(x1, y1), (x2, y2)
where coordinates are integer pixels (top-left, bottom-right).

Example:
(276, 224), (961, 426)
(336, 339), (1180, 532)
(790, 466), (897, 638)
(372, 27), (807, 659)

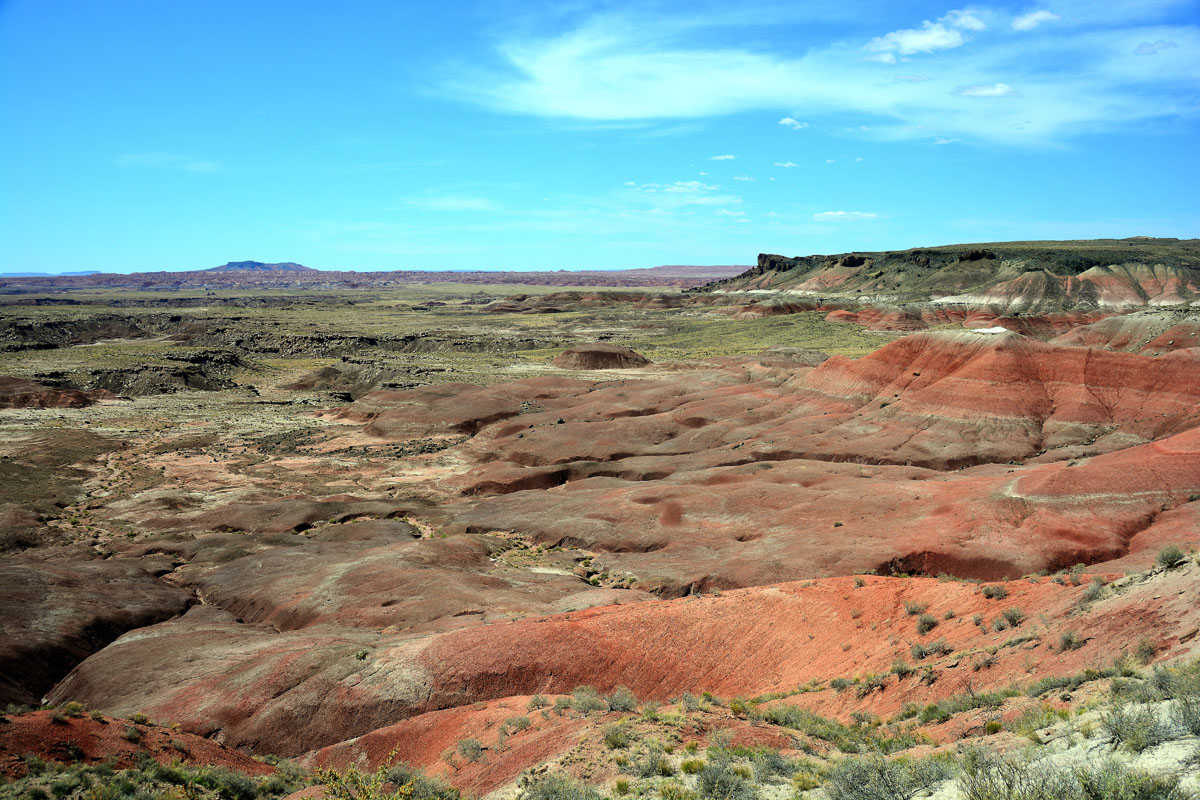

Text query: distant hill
(205, 261), (315, 272)
(640, 265), (750, 277)
(0, 271), (100, 277)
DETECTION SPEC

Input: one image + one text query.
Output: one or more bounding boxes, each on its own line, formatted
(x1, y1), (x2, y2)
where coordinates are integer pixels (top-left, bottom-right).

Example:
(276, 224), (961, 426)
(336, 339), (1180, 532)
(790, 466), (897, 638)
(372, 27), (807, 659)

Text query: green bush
(523, 775), (604, 800)
(379, 764), (458, 800)
(572, 686), (607, 714)
(456, 738), (485, 763)
(1156, 545), (1185, 568)
(915, 614), (938, 635)
(903, 602), (928, 616)
(527, 694), (549, 710)
(606, 686), (638, 712)
(1001, 608), (1025, 628)
(1101, 705), (1169, 753)
(1171, 696), (1200, 736)
(980, 585), (1008, 600)
(697, 760), (757, 800)
(604, 726), (631, 749)
(1059, 631), (1084, 652)
(824, 754), (953, 800)
(680, 759), (706, 775)
(505, 715), (532, 732)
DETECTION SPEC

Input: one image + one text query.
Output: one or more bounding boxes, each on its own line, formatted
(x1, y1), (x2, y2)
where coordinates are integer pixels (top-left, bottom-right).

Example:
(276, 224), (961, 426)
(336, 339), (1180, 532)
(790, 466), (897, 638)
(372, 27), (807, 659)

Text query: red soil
(0, 710), (274, 778)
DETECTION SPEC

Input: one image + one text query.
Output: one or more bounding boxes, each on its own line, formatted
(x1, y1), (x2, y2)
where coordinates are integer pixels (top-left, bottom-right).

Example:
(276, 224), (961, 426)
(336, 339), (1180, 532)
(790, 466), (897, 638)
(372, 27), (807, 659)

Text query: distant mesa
(552, 343), (652, 370)
(204, 261), (316, 272)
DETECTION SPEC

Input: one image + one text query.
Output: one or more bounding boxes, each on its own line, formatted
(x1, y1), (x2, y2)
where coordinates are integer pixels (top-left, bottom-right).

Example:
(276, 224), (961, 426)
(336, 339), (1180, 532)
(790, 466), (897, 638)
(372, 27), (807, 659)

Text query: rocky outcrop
(0, 377), (112, 408)
(0, 559), (194, 705)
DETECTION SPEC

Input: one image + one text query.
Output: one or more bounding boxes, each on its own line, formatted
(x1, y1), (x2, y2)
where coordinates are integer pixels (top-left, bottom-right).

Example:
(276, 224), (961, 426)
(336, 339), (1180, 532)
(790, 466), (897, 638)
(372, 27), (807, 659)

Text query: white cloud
(813, 211), (879, 221)
(709, 154), (736, 160)
(1135, 40), (1178, 55)
(867, 20), (966, 56)
(623, 180), (636, 185)
(715, 209), (746, 216)
(825, 159), (835, 163)
(952, 82), (1017, 97)
(733, 175), (755, 181)
(778, 117), (811, 129)
(933, 137), (956, 144)
(944, 9), (988, 31)
(773, 161), (799, 167)
(1012, 10), (1061, 31)
(662, 180), (718, 192)
(443, 10), (1200, 145)
(115, 153), (219, 172)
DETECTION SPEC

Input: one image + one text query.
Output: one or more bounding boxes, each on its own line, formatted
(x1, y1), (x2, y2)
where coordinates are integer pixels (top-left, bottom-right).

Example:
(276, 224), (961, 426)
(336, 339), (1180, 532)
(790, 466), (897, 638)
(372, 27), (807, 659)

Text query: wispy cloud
(813, 211), (878, 221)
(778, 117), (810, 129)
(952, 83), (1017, 97)
(400, 195), (494, 211)
(773, 161), (799, 167)
(1135, 40), (1178, 55)
(933, 137), (956, 145)
(1012, 10), (1061, 31)
(709, 154), (736, 160)
(115, 153), (219, 172)
(733, 175), (755, 181)
(443, 7), (1200, 145)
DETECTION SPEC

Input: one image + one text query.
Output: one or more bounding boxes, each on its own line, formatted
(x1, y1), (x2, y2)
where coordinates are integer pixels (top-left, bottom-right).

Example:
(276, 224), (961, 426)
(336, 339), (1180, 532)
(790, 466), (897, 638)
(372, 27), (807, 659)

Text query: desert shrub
(1157, 545), (1185, 568)
(856, 674), (887, 698)
(1059, 631), (1084, 652)
(697, 759), (757, 800)
(456, 738), (484, 763)
(915, 614), (938, 635)
(1081, 577), (1105, 604)
(120, 725), (141, 743)
(659, 781), (698, 800)
(728, 697), (749, 715)
(830, 677), (855, 692)
(505, 715), (532, 732)
(903, 602), (928, 616)
(1074, 759), (1192, 800)
(607, 686), (638, 712)
(931, 639), (952, 656)
(527, 694), (549, 710)
(957, 747), (1075, 800)
(910, 643), (929, 660)
(1171, 696), (1200, 736)
(1101, 705), (1169, 753)
(632, 748), (676, 778)
(980, 585), (1008, 600)
(680, 759), (705, 775)
(681, 692), (701, 712)
(524, 774), (604, 800)
(554, 696), (572, 715)
(1136, 640), (1158, 664)
(944, 610), (956, 620)
(129, 713), (148, 724)
(572, 686), (607, 714)
(824, 754), (953, 800)
(890, 659), (914, 678)
(605, 726), (631, 749)
(1001, 608), (1025, 627)
(751, 748), (795, 780)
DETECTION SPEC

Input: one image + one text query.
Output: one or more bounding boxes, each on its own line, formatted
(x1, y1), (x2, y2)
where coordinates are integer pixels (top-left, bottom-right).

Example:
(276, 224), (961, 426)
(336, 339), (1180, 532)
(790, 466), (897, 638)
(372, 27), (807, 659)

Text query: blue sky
(1, 0), (1197, 273)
